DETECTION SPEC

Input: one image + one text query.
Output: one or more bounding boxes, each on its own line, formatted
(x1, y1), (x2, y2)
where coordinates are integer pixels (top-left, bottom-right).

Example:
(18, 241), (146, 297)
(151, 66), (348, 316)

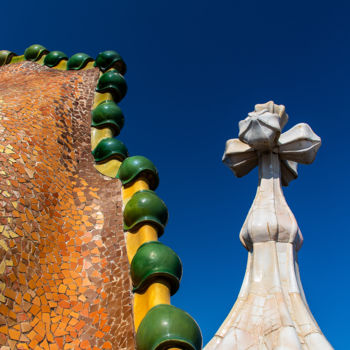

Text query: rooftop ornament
(205, 101), (333, 349)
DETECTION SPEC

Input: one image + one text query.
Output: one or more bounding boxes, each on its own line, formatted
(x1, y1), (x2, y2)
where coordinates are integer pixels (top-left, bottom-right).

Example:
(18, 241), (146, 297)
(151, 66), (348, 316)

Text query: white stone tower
(205, 101), (333, 350)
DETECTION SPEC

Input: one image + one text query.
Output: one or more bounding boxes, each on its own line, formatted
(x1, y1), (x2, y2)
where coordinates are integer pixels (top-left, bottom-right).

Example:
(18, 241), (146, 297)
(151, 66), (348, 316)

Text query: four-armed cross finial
(223, 100), (321, 186)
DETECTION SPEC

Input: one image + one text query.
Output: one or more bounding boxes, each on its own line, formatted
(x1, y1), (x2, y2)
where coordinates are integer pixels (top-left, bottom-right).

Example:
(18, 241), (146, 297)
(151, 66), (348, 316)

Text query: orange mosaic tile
(0, 61), (135, 349)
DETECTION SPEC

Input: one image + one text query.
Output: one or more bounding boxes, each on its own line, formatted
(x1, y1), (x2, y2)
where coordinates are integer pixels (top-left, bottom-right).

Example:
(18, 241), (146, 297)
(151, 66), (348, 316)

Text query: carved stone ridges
(205, 102), (332, 350)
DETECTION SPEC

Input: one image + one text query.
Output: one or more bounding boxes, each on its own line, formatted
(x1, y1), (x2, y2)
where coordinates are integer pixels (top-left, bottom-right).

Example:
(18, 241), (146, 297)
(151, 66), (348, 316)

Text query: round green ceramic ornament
(96, 70), (127, 102)
(94, 50), (127, 74)
(0, 50), (17, 66)
(117, 156), (159, 190)
(43, 51), (68, 67)
(24, 44), (49, 61)
(131, 241), (182, 295)
(91, 101), (124, 135)
(136, 304), (202, 350)
(123, 190), (168, 236)
(92, 138), (128, 163)
(66, 53), (94, 70)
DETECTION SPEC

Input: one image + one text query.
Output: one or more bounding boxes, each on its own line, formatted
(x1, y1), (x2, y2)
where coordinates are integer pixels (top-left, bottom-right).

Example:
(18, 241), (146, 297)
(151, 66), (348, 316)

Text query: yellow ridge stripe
(9, 55), (25, 64)
(126, 224), (158, 263)
(122, 179), (149, 205)
(7, 55), (96, 71)
(93, 92), (113, 109)
(89, 68), (173, 336)
(90, 73), (120, 177)
(52, 60), (67, 70)
(36, 55), (46, 65)
(94, 159), (122, 178)
(122, 181), (171, 331)
(83, 61), (95, 70)
(133, 279), (171, 330)
(91, 128), (113, 150)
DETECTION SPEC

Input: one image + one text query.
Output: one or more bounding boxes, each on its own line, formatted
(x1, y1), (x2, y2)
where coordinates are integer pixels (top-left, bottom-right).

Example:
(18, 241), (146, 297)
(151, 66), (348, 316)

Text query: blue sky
(3, 0), (349, 348)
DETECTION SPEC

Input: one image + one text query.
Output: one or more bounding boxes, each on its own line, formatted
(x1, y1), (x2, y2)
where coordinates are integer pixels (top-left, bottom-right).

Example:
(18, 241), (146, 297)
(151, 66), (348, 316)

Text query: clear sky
(2, 0), (349, 348)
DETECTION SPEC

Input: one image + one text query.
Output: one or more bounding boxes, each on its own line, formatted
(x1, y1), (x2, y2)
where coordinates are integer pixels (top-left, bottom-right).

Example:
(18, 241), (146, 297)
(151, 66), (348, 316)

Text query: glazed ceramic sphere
(94, 50), (126, 74)
(24, 44), (48, 61)
(0, 50), (17, 66)
(117, 156), (159, 190)
(136, 304), (202, 350)
(43, 51), (68, 67)
(92, 137), (128, 163)
(66, 53), (93, 70)
(91, 101), (125, 135)
(131, 241), (182, 295)
(96, 70), (127, 102)
(123, 190), (168, 236)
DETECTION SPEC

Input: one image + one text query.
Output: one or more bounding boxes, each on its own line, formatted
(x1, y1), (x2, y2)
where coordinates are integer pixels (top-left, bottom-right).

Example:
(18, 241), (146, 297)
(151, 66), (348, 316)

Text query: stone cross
(205, 101), (333, 350)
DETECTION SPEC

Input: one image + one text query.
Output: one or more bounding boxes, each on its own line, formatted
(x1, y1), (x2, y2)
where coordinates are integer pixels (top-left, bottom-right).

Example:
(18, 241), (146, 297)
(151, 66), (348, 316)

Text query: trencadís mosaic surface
(0, 61), (134, 349)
